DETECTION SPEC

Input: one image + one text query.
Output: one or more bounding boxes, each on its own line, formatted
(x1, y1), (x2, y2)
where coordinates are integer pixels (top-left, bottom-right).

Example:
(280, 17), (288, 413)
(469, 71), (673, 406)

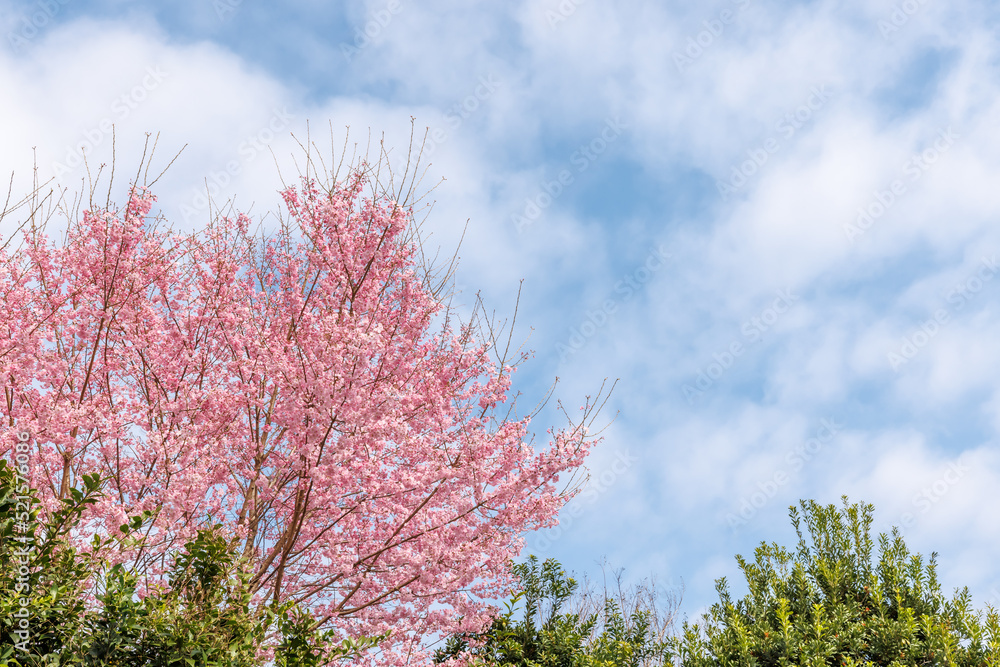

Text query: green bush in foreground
(434, 555), (676, 666)
(0, 459), (385, 666)
(668, 497), (1000, 666)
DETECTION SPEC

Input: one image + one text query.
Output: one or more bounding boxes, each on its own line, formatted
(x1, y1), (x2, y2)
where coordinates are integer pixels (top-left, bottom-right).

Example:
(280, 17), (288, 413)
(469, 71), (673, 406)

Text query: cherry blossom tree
(0, 136), (608, 665)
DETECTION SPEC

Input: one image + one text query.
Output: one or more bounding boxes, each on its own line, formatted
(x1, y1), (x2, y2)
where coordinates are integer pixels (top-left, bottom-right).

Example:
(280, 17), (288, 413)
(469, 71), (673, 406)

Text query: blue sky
(3, 0), (1000, 623)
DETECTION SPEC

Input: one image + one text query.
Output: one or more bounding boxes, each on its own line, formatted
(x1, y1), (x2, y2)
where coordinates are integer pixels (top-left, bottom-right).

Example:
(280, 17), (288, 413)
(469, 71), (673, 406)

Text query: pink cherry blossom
(0, 169), (604, 665)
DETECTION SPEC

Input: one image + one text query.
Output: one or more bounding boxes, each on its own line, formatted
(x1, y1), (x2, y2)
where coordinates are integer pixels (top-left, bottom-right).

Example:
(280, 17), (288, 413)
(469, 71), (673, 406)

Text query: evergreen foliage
(668, 497), (1000, 666)
(434, 555), (674, 666)
(0, 459), (385, 666)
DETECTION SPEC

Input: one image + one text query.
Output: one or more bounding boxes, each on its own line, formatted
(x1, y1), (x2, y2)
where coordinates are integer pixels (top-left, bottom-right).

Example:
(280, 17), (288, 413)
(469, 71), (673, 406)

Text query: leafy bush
(0, 458), (385, 666)
(668, 497), (1000, 666)
(434, 555), (678, 666)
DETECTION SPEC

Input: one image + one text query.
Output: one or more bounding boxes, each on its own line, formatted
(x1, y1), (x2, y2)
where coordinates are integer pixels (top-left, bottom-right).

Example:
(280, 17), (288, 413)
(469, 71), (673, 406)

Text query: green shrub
(668, 497), (1000, 666)
(0, 458), (385, 666)
(435, 555), (675, 666)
